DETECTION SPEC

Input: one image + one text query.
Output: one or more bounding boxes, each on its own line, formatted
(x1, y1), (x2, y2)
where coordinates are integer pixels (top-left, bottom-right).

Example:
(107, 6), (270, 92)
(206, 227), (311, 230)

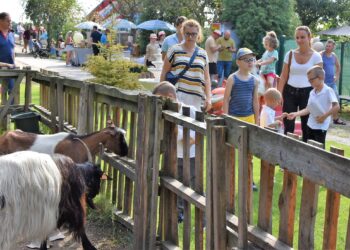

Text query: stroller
(32, 39), (50, 58)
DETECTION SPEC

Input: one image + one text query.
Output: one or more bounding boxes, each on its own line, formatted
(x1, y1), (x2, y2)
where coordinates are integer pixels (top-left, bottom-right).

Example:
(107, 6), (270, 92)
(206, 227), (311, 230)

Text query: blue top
(100, 34), (108, 45)
(0, 31), (15, 64)
(322, 52), (336, 84)
(161, 33), (180, 54)
(229, 74), (255, 116)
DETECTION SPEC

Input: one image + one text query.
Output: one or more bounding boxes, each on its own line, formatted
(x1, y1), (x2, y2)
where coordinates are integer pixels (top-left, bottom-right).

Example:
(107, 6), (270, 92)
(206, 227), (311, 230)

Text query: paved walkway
(15, 46), (93, 81)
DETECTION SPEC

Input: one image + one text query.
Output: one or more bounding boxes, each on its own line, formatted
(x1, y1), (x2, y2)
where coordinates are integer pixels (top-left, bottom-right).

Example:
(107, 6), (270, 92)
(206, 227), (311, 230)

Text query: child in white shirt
(287, 66), (339, 145)
(260, 88), (287, 132)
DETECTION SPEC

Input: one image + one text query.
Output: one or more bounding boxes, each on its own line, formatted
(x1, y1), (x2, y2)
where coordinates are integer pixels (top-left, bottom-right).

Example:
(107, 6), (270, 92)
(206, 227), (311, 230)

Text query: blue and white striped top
(228, 73), (255, 117)
(167, 44), (208, 110)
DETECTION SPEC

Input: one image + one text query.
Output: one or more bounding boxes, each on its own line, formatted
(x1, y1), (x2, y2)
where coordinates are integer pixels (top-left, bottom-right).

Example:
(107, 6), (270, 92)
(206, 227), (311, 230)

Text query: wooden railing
(1, 68), (350, 250)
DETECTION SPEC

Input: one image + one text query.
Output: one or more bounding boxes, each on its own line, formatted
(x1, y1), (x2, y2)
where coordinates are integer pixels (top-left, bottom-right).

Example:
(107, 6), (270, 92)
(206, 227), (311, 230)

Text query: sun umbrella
(75, 21), (103, 30)
(136, 20), (176, 32)
(114, 19), (137, 30)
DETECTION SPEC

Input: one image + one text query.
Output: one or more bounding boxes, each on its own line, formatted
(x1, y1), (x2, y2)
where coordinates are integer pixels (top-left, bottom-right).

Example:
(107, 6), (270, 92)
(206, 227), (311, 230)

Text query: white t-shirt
(307, 85), (338, 130)
(177, 104), (197, 158)
(284, 51), (322, 88)
(260, 105), (275, 128)
(205, 35), (218, 63)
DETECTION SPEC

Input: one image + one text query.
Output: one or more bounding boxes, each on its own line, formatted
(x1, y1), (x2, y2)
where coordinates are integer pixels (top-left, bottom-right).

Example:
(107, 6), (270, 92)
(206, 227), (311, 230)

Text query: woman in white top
(277, 26), (323, 142)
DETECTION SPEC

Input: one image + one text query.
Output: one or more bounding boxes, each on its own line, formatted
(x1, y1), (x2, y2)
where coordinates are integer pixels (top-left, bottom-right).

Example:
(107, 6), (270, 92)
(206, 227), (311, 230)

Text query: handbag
(166, 47), (199, 85)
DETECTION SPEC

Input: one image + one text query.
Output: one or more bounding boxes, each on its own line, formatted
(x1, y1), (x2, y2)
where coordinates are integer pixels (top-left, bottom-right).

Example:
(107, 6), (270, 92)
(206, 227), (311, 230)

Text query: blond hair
(264, 88), (282, 101)
(152, 81), (177, 99)
(307, 65), (325, 79)
(263, 31), (279, 49)
(181, 19), (203, 43)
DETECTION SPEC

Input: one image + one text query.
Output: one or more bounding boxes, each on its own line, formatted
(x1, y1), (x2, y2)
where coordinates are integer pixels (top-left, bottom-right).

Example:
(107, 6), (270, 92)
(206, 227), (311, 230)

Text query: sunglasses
(239, 57), (256, 63)
(308, 76), (319, 82)
(185, 32), (198, 38)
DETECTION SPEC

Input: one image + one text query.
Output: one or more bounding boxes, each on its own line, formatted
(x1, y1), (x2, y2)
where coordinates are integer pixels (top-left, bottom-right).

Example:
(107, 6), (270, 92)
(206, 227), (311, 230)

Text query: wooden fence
(1, 68), (350, 250)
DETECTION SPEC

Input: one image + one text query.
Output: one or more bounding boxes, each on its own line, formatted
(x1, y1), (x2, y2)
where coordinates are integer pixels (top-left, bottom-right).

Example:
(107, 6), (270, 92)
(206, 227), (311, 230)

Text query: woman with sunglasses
(277, 26), (323, 142)
(160, 19), (211, 111)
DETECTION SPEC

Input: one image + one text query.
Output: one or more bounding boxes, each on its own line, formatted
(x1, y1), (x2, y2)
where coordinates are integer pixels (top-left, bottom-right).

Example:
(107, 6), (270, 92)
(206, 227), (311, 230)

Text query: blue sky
(3, 0), (101, 22)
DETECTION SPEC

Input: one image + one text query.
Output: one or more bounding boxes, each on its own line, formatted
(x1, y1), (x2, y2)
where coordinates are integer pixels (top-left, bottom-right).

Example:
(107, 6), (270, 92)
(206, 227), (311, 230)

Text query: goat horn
(74, 138), (93, 162)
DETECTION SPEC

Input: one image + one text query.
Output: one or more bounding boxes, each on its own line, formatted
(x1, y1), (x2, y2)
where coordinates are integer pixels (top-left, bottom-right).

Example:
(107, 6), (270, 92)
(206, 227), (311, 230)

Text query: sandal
(333, 119), (346, 125)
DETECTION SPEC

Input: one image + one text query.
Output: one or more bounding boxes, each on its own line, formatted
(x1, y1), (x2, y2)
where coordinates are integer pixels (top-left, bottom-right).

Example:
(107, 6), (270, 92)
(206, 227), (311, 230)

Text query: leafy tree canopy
(222, 0), (296, 54)
(295, 0), (350, 30)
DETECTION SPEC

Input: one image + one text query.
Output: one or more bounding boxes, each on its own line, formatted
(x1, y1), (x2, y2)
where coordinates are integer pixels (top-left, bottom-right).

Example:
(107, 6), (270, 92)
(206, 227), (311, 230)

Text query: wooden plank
(226, 213), (293, 250)
(94, 93), (138, 112)
(205, 117), (225, 250)
(77, 84), (89, 135)
(226, 144), (235, 214)
(346, 207), (350, 249)
(93, 83), (140, 103)
(224, 115), (350, 197)
(323, 147), (344, 250)
(49, 79), (57, 133)
(238, 126), (249, 249)
(182, 106), (191, 250)
(56, 81), (64, 131)
(160, 177), (205, 211)
(298, 140), (322, 250)
(24, 71), (32, 111)
(212, 126), (227, 250)
(258, 160), (275, 233)
(111, 167), (118, 205)
(148, 97), (163, 250)
(162, 101), (179, 246)
(86, 84), (95, 133)
(162, 110), (206, 134)
(0, 73), (24, 121)
(114, 209), (134, 231)
(194, 111), (204, 250)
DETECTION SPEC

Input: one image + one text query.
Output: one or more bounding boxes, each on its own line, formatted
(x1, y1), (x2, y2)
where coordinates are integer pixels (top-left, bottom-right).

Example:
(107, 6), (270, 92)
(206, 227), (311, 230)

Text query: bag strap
(178, 47), (199, 78)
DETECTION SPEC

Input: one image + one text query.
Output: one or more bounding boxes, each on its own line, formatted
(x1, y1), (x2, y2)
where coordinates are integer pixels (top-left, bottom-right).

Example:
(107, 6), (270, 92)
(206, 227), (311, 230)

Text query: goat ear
(101, 173), (112, 181)
(106, 116), (115, 128)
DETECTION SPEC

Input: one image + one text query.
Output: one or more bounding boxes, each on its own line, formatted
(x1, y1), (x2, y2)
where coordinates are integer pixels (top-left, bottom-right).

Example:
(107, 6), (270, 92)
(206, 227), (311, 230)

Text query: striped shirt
(229, 73), (255, 116)
(167, 44), (208, 109)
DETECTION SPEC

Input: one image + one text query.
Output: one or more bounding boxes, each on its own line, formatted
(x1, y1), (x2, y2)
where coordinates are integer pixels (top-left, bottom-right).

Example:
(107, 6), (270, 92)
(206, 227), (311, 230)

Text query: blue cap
(236, 48), (255, 59)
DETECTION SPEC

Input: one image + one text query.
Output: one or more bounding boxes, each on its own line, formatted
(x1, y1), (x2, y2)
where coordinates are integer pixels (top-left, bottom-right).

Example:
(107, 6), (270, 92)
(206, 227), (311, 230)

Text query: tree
(222, 0), (296, 54)
(295, 0), (350, 29)
(22, 0), (81, 42)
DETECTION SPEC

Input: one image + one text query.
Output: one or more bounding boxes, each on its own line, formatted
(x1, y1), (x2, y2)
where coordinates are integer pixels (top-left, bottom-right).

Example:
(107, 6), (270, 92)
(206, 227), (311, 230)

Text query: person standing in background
(90, 25), (101, 56)
(158, 31), (166, 48)
(0, 12), (15, 97)
(321, 39), (346, 125)
(205, 29), (222, 84)
(217, 30), (236, 86)
(161, 16), (187, 60)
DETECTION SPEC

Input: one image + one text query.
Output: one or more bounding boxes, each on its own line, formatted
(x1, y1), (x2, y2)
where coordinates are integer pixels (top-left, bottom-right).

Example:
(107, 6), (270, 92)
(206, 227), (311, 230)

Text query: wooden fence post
(205, 117), (225, 250)
(49, 77), (57, 133)
(298, 140), (322, 250)
(133, 95), (160, 250)
(24, 67), (32, 111)
(278, 133), (299, 246)
(323, 146), (344, 250)
(77, 83), (90, 135)
(238, 126), (249, 249)
(56, 78), (64, 132)
(161, 100), (179, 246)
(212, 125), (227, 250)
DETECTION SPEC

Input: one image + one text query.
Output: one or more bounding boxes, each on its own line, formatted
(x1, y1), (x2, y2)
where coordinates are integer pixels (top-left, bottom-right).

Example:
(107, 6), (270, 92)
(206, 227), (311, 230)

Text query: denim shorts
(325, 82), (339, 102)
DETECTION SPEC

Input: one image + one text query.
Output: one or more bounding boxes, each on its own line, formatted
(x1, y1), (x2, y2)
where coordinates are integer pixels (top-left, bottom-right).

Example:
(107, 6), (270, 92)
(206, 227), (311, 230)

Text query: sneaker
(66, 64), (72, 67)
(333, 118), (346, 125)
(252, 183), (258, 192)
(178, 211), (184, 223)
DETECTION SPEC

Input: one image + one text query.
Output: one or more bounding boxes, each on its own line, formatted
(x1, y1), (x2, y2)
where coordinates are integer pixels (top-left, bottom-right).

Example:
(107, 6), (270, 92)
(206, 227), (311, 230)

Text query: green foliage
(222, 0), (296, 55)
(295, 0), (350, 30)
(22, 0), (83, 41)
(85, 44), (146, 90)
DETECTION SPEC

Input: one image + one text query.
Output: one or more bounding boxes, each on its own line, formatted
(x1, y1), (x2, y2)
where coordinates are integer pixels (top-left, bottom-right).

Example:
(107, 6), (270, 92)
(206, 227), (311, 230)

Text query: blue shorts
(325, 82), (339, 102)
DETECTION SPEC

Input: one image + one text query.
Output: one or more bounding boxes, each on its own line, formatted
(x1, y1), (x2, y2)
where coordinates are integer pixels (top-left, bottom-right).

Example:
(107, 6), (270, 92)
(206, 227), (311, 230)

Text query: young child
(152, 81), (197, 222)
(260, 88), (287, 132)
(256, 31), (279, 89)
(287, 65), (339, 144)
(223, 47), (259, 191)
